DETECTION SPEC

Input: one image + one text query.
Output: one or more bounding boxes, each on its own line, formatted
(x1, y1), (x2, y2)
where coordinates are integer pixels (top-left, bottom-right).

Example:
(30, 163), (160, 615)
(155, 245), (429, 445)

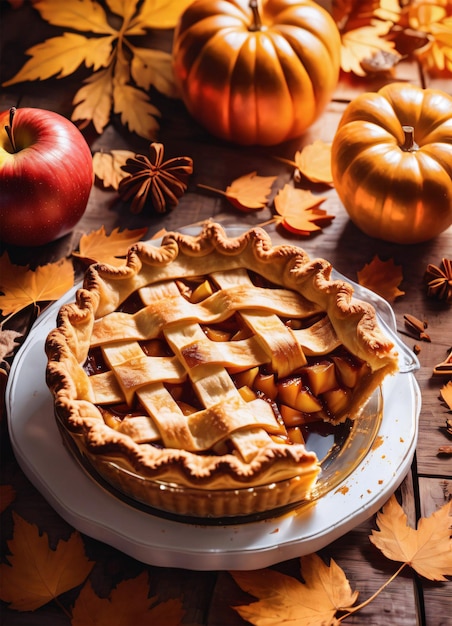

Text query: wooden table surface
(1, 3), (451, 625)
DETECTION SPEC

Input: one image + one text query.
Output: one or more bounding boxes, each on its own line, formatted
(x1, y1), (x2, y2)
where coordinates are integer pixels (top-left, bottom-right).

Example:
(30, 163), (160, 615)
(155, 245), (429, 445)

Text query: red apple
(0, 107), (93, 247)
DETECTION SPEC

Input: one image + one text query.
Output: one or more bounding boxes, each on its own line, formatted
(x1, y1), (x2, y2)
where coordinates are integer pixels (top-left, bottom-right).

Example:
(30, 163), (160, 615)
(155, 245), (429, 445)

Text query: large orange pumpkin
(172, 0), (341, 146)
(331, 82), (452, 245)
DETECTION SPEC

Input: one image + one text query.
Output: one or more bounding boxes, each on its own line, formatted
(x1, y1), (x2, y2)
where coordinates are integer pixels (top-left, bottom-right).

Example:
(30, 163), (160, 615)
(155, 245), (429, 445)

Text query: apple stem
(5, 107), (18, 153)
(249, 0), (262, 31)
(401, 125), (418, 152)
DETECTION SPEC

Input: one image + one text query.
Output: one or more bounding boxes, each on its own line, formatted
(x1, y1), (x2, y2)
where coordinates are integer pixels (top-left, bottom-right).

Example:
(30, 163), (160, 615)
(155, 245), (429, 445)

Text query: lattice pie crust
(46, 224), (399, 518)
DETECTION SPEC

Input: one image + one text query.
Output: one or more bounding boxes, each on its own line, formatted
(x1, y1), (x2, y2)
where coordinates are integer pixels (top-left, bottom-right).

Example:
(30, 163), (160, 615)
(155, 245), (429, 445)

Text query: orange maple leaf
(198, 171), (277, 212)
(231, 553), (358, 625)
(92, 149), (135, 189)
(440, 381), (452, 410)
(279, 141), (334, 185)
(0, 253), (74, 318)
(0, 512), (94, 611)
(72, 572), (185, 626)
(72, 225), (148, 266)
(357, 256), (405, 302)
(341, 21), (399, 76)
(273, 184), (334, 235)
(370, 494), (452, 581)
(405, 2), (452, 74)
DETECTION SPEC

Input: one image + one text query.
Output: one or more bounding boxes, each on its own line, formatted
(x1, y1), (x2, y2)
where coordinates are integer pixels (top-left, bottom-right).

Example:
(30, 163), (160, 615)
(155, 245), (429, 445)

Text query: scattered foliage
(231, 495), (452, 625)
(2, 0), (194, 138)
(0, 512), (94, 611)
(332, 0), (452, 76)
(0, 254), (74, 319)
(198, 172), (277, 212)
(278, 141), (333, 185)
(370, 495), (452, 581)
(93, 149), (135, 190)
(273, 185), (334, 235)
(232, 553), (358, 626)
(71, 572), (185, 626)
(0, 330), (22, 369)
(72, 226), (148, 266)
(357, 256), (405, 302)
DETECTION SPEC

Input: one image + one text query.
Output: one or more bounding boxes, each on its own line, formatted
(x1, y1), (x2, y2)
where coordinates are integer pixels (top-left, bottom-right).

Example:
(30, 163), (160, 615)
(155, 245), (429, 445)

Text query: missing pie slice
(45, 223), (399, 518)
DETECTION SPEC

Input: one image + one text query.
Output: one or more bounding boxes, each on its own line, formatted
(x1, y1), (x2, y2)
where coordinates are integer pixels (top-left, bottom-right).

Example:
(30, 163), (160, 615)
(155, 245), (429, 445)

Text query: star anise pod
(118, 142), (193, 214)
(424, 258), (452, 304)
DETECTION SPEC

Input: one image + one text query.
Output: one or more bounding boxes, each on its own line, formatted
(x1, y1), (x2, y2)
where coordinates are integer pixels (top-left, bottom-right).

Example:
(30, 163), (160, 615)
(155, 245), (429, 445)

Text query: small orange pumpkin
(172, 0), (341, 146)
(331, 82), (452, 244)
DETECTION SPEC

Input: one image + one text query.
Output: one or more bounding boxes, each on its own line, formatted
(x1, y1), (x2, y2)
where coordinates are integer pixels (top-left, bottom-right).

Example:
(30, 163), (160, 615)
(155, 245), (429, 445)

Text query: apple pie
(45, 223), (399, 518)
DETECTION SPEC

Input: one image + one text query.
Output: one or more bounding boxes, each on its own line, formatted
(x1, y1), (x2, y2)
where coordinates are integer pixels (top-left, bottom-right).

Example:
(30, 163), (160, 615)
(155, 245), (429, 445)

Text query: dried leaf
(294, 141), (334, 185)
(2, 0), (190, 138)
(370, 494), (452, 581)
(231, 553), (358, 625)
(0, 254), (74, 318)
(199, 172), (277, 212)
(72, 572), (185, 626)
(72, 226), (148, 266)
(0, 329), (22, 364)
(273, 184), (333, 235)
(440, 381), (452, 410)
(357, 256), (405, 302)
(408, 2), (452, 74)
(93, 149), (135, 190)
(0, 485), (16, 514)
(341, 21), (398, 76)
(0, 512), (94, 611)
(72, 66), (114, 135)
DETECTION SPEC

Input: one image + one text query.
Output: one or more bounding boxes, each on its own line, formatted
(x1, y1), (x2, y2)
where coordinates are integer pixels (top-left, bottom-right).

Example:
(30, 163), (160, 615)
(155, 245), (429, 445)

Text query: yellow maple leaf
(231, 553), (358, 625)
(273, 184), (333, 235)
(440, 380), (452, 410)
(198, 172), (277, 212)
(341, 21), (398, 75)
(0, 254), (74, 318)
(72, 226), (148, 266)
(0, 512), (94, 611)
(93, 149), (135, 189)
(408, 2), (452, 74)
(294, 140), (334, 185)
(357, 256), (405, 302)
(72, 572), (185, 626)
(2, 0), (191, 138)
(370, 494), (452, 581)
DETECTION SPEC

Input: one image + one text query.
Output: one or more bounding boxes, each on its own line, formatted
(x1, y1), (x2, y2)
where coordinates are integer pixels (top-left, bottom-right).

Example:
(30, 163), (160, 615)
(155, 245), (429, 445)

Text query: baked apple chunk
(46, 223), (399, 518)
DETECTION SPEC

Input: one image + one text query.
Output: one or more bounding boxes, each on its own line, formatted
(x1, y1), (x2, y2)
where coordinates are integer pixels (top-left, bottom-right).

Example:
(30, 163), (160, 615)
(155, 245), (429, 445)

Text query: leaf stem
(197, 183), (227, 197)
(5, 107), (17, 153)
(337, 562), (408, 622)
(53, 596), (73, 620)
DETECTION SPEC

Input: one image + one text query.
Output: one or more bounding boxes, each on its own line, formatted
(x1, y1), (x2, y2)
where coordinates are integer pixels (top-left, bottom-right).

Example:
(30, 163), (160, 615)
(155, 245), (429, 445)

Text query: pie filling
(46, 224), (399, 515)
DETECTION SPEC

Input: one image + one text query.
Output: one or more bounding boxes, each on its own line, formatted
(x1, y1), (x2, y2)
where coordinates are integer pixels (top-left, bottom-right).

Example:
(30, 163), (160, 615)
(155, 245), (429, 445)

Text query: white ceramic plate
(6, 231), (421, 570)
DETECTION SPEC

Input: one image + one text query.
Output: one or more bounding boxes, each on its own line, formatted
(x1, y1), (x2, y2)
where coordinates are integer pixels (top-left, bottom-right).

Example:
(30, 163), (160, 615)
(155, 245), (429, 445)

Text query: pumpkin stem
(401, 125), (419, 152)
(249, 0), (262, 31)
